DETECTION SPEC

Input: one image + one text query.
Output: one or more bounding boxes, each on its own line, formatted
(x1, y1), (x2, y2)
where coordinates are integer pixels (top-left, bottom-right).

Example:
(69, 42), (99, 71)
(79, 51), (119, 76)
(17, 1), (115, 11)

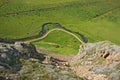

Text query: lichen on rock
(70, 41), (120, 80)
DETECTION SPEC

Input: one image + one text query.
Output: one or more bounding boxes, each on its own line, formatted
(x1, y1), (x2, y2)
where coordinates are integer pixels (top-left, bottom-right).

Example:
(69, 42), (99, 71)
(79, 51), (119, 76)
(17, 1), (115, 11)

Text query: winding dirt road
(25, 28), (84, 44)
(0, 22), (87, 44)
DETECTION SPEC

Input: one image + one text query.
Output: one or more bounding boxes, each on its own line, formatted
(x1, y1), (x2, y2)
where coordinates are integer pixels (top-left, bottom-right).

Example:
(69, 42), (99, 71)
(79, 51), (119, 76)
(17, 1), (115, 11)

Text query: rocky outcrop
(19, 58), (83, 80)
(70, 41), (120, 65)
(70, 41), (120, 80)
(0, 42), (83, 80)
(0, 42), (45, 64)
(0, 42), (45, 78)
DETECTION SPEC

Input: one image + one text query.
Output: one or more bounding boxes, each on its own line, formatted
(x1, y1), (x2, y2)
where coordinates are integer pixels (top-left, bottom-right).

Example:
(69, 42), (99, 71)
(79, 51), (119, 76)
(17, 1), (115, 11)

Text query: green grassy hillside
(0, 0), (120, 54)
(34, 30), (80, 54)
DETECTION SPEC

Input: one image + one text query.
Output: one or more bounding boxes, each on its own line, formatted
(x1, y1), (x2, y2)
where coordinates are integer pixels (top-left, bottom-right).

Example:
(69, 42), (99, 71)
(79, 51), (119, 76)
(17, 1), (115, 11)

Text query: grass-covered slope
(0, 0), (120, 43)
(34, 30), (81, 54)
(0, 0), (120, 55)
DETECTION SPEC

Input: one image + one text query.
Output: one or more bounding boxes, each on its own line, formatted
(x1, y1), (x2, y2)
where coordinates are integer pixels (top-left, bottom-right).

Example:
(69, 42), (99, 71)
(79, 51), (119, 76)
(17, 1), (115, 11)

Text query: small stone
(1, 53), (7, 59)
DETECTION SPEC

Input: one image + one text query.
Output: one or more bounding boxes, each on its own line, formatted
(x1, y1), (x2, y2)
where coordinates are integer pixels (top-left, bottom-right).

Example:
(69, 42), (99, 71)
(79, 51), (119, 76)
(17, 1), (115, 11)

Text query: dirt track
(0, 22), (87, 44)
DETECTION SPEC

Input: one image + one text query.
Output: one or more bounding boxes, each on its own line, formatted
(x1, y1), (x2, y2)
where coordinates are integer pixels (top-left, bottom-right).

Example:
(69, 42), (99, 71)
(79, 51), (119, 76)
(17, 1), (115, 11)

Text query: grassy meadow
(0, 0), (120, 54)
(34, 30), (80, 54)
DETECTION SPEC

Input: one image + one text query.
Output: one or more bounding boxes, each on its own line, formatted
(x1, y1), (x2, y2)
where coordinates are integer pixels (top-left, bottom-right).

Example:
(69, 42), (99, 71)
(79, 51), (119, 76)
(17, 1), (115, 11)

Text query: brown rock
(106, 55), (113, 65)
(114, 53), (120, 62)
(99, 50), (106, 57)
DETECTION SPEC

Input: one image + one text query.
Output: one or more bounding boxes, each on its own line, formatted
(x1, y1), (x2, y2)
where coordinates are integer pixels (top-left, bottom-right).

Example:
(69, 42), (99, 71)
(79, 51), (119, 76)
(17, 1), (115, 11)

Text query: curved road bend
(25, 28), (84, 44)
(0, 22), (87, 44)
(40, 22), (88, 43)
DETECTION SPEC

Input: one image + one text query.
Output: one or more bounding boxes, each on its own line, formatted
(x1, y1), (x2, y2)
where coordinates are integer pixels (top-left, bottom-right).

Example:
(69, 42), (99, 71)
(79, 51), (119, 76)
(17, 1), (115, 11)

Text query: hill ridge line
(90, 6), (120, 20)
(0, 1), (106, 17)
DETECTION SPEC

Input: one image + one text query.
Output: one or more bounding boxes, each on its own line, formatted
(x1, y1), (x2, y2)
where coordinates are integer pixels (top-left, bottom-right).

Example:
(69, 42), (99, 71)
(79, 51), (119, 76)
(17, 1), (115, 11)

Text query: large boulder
(0, 42), (45, 79)
(70, 41), (120, 65)
(70, 41), (120, 80)
(0, 42), (45, 68)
